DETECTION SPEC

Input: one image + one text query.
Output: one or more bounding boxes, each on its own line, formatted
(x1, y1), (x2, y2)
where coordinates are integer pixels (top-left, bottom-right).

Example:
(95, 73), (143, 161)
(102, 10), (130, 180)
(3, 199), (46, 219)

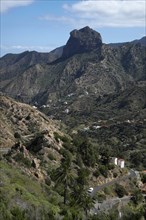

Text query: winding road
(90, 169), (136, 198)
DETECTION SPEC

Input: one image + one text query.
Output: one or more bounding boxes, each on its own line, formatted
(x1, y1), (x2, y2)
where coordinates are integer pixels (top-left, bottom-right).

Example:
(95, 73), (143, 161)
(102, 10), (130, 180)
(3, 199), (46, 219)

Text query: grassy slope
(0, 160), (61, 220)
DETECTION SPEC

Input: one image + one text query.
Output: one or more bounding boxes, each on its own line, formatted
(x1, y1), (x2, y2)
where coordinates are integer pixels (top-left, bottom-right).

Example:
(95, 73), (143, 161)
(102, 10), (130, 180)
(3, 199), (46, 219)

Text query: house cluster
(111, 157), (125, 168)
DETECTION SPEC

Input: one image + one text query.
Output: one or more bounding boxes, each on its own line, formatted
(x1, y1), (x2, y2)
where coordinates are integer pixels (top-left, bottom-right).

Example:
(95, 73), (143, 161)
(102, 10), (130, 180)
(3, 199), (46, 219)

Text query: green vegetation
(13, 152), (31, 168)
(141, 173), (146, 183)
(115, 183), (128, 198)
(0, 161), (61, 220)
(0, 89), (146, 219)
(53, 150), (74, 205)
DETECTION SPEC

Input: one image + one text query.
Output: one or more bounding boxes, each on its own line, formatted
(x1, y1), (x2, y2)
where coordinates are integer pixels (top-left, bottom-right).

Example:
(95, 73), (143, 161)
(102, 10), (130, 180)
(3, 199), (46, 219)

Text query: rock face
(62, 26), (102, 58)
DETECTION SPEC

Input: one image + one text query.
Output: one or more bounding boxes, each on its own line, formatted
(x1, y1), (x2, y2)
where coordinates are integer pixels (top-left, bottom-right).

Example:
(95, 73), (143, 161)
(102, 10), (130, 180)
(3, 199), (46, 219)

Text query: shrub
(104, 186), (112, 195)
(11, 206), (27, 220)
(54, 132), (61, 143)
(99, 165), (108, 178)
(113, 172), (118, 178)
(14, 132), (21, 139)
(25, 115), (31, 120)
(96, 192), (106, 203)
(131, 189), (144, 205)
(115, 183), (127, 198)
(14, 153), (31, 168)
(48, 153), (56, 161)
(54, 132), (70, 144)
(141, 173), (146, 183)
(93, 170), (100, 178)
(107, 164), (115, 170)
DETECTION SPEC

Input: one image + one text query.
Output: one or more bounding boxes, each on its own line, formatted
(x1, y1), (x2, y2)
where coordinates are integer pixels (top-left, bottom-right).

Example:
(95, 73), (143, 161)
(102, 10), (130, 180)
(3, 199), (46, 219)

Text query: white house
(64, 108), (69, 114)
(111, 157), (118, 165)
(111, 157), (125, 168)
(117, 159), (125, 168)
(93, 125), (101, 129)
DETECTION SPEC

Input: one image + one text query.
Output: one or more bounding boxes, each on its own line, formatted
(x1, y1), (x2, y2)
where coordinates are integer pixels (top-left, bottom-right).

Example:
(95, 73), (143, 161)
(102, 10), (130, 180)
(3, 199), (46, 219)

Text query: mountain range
(0, 26), (146, 127)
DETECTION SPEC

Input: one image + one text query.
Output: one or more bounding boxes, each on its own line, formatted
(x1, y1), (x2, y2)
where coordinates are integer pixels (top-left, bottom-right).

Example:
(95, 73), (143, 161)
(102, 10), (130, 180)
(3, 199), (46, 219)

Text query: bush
(99, 165), (108, 178)
(104, 186), (112, 195)
(14, 132), (21, 139)
(93, 170), (100, 178)
(48, 153), (56, 161)
(113, 172), (118, 178)
(14, 153), (31, 168)
(96, 192), (106, 203)
(115, 183), (127, 198)
(54, 132), (62, 143)
(141, 173), (146, 183)
(107, 164), (115, 170)
(45, 177), (51, 186)
(131, 189), (144, 205)
(54, 132), (70, 144)
(25, 115), (31, 120)
(11, 206), (27, 220)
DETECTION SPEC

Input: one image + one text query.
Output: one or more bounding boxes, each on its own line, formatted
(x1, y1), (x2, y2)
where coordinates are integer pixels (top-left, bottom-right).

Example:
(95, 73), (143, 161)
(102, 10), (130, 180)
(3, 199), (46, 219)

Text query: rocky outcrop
(62, 26), (102, 58)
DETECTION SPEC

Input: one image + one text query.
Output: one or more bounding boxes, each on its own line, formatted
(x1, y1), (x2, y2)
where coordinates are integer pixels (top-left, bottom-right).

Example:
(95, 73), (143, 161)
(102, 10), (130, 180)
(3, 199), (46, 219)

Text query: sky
(0, 0), (146, 57)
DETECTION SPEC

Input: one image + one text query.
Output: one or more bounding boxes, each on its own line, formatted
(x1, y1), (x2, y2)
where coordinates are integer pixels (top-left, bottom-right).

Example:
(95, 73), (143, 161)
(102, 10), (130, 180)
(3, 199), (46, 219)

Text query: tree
(99, 165), (108, 178)
(130, 151), (143, 167)
(100, 146), (111, 165)
(62, 206), (83, 220)
(53, 151), (75, 204)
(76, 168), (90, 189)
(71, 168), (90, 206)
(131, 189), (144, 205)
(77, 140), (98, 167)
(81, 193), (95, 218)
(70, 166), (95, 218)
(72, 187), (95, 219)
(122, 203), (145, 220)
(115, 183), (127, 198)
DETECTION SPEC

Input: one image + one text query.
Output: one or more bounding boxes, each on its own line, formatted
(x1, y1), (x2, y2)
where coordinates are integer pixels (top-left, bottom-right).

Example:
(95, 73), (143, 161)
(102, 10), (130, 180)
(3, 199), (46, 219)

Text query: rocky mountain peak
(62, 26), (102, 58)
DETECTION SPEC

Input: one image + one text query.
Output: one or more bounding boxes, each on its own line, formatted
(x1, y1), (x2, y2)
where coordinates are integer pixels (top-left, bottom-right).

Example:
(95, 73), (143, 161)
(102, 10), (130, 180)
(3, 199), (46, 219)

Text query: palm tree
(81, 193), (95, 218)
(71, 168), (95, 219)
(71, 187), (95, 219)
(62, 206), (83, 220)
(53, 151), (75, 204)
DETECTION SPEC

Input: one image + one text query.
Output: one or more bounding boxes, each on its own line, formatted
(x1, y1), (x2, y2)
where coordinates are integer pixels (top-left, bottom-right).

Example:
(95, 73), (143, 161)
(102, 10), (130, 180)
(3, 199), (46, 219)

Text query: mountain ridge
(108, 36), (146, 48)
(0, 26), (146, 128)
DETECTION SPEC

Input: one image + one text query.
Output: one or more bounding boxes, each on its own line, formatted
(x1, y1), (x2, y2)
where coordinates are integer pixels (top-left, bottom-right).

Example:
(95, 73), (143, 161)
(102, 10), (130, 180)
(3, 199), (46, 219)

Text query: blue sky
(0, 0), (145, 57)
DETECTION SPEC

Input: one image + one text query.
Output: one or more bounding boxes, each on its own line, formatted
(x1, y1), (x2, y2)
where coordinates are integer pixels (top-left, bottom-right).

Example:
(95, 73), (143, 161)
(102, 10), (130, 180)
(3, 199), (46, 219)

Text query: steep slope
(0, 27), (146, 127)
(0, 47), (63, 82)
(0, 94), (63, 149)
(0, 96), (145, 219)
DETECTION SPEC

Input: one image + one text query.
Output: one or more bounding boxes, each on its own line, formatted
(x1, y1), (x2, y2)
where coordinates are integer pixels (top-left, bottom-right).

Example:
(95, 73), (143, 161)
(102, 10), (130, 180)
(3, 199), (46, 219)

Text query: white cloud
(11, 45), (54, 51)
(39, 15), (75, 25)
(0, 44), (55, 54)
(0, 0), (34, 13)
(61, 0), (145, 28)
